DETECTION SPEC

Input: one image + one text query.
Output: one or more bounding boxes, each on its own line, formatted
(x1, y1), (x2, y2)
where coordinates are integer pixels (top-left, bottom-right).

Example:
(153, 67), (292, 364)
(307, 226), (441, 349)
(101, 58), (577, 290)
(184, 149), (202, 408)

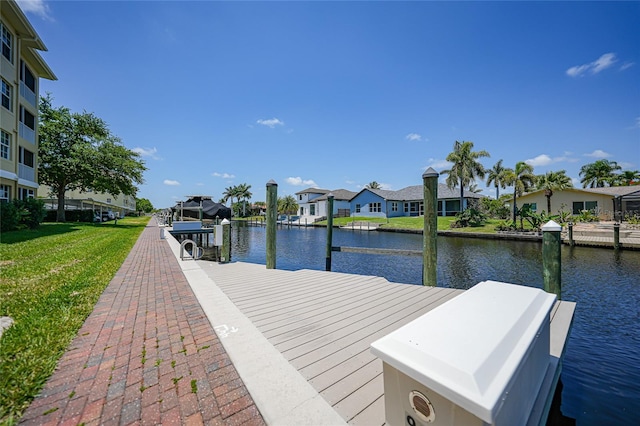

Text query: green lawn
(314, 215), (507, 233)
(0, 216), (149, 424)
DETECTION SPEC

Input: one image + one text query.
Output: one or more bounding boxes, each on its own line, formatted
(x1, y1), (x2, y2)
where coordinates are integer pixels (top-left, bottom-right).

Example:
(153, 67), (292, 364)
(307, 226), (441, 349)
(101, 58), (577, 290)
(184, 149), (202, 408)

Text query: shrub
(450, 208), (486, 228)
(0, 201), (21, 232)
(0, 198), (46, 231)
(479, 198), (510, 219)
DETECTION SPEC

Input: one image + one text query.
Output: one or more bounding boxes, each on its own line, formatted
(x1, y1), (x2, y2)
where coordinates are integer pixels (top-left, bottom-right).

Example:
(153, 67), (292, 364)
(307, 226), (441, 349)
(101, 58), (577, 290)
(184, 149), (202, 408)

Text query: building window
(19, 188), (35, 200)
(391, 202), (398, 212)
(107, 198), (112, 204)
(1, 22), (12, 62)
(1, 130), (10, 159)
(523, 203), (537, 212)
(1, 79), (11, 111)
(0, 184), (10, 201)
(573, 201), (597, 214)
(20, 106), (35, 130)
(299, 195), (303, 201)
(355, 203), (361, 213)
(19, 146), (34, 167)
(370, 202), (381, 213)
(404, 203), (409, 213)
(20, 61), (36, 92)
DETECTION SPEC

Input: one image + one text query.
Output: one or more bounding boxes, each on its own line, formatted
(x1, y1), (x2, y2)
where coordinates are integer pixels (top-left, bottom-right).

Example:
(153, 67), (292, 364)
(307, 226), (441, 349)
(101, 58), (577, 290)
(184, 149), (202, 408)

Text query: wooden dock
(193, 261), (576, 425)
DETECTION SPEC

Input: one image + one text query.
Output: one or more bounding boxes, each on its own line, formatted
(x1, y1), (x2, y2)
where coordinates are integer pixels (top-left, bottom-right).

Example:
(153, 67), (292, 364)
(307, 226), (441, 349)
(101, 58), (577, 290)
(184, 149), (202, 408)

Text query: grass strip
(0, 216), (149, 423)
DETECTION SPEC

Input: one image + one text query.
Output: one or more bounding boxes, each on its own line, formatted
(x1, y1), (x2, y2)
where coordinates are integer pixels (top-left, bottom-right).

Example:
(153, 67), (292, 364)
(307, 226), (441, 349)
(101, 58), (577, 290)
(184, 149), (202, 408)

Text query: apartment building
(1, 0), (56, 203)
(39, 186), (138, 218)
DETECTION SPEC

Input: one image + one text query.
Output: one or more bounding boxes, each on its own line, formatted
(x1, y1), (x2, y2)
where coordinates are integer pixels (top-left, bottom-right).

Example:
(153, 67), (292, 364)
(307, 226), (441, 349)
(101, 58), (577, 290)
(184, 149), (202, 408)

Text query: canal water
(221, 223), (640, 425)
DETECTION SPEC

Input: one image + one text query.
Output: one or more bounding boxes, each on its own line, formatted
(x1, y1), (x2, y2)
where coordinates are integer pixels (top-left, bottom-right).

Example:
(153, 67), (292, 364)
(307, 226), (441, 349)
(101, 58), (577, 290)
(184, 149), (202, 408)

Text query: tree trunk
(56, 188), (66, 222)
(512, 191), (517, 222)
(495, 185), (499, 200)
(459, 181), (464, 212)
(547, 195), (552, 214)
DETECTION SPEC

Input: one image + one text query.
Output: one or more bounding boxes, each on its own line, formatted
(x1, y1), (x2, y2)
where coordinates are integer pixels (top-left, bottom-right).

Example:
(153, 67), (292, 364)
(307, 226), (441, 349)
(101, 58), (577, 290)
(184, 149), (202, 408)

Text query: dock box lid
(370, 280), (556, 423)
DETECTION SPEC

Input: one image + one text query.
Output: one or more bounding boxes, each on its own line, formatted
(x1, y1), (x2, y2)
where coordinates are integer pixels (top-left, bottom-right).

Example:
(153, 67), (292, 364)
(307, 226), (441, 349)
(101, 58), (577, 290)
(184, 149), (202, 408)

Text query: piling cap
(542, 220), (562, 232)
(221, 218), (230, 225)
(422, 167), (439, 178)
(266, 179), (278, 186)
(327, 192), (334, 198)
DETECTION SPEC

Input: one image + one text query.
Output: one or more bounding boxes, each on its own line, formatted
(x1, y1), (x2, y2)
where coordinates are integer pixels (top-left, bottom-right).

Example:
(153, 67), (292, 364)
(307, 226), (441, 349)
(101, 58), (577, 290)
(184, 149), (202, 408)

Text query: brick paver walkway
(20, 219), (265, 425)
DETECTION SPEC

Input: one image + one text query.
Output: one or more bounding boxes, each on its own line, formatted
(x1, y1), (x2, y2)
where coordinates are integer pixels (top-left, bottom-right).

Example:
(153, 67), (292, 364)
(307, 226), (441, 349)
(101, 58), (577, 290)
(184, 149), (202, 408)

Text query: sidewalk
(20, 218), (265, 425)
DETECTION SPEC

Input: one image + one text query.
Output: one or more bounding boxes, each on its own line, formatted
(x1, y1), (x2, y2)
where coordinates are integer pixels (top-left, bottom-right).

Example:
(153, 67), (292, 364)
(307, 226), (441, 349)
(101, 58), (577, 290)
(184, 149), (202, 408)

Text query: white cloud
(212, 172), (235, 179)
(378, 182), (393, 190)
(584, 150), (611, 158)
(566, 53), (617, 77)
(406, 133), (422, 142)
(257, 118), (284, 128)
(16, 0), (53, 20)
(525, 154), (573, 167)
(132, 147), (160, 160)
(620, 62), (634, 71)
(164, 179), (180, 186)
(285, 177), (318, 187)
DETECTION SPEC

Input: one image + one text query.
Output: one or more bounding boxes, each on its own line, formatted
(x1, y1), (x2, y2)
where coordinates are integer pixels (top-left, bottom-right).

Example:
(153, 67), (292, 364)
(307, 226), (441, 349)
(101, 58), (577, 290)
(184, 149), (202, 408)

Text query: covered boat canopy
(172, 196), (231, 220)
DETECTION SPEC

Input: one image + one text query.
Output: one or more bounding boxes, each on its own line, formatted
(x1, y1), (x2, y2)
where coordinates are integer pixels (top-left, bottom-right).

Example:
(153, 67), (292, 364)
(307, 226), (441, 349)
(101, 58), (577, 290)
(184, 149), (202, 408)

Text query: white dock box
(371, 280), (556, 425)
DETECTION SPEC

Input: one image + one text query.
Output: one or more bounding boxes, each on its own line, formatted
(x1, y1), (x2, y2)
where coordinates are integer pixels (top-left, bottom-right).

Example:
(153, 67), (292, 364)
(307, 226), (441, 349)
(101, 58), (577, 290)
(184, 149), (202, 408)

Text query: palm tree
(535, 170), (573, 213)
(278, 195), (298, 217)
(366, 181), (382, 189)
(441, 141), (490, 212)
(613, 170), (640, 186)
(222, 186), (237, 207)
(486, 159), (508, 199)
(236, 183), (252, 216)
(503, 161), (535, 222)
(579, 159), (621, 188)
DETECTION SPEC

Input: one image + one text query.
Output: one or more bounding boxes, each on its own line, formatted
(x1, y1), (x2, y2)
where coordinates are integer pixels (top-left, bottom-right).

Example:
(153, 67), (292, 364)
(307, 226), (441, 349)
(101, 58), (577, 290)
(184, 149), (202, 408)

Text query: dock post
(422, 167), (439, 286)
(568, 222), (574, 246)
(614, 222), (620, 250)
(325, 193), (334, 271)
(266, 180), (278, 269)
(220, 218), (231, 263)
(542, 220), (562, 299)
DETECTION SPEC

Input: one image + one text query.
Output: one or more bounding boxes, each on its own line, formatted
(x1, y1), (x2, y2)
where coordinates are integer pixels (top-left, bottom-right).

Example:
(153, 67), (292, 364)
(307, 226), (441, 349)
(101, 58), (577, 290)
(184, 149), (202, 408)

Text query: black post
(614, 222), (620, 250)
(325, 194), (334, 271)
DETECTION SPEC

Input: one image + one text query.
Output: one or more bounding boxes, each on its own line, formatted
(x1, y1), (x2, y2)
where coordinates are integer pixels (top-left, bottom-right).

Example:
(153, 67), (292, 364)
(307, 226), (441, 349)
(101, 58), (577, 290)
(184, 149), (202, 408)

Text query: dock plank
(197, 260), (574, 425)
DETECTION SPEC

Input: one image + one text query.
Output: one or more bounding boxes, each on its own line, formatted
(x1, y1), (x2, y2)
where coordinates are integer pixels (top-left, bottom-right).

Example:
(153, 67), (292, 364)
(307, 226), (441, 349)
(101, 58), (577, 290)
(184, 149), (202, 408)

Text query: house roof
(357, 184), (485, 202)
(295, 187), (331, 195)
(314, 189), (358, 201)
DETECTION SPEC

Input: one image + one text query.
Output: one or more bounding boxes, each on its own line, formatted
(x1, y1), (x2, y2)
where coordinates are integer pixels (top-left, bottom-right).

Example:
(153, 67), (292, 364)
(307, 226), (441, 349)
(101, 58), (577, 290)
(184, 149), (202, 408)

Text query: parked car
(95, 210), (115, 222)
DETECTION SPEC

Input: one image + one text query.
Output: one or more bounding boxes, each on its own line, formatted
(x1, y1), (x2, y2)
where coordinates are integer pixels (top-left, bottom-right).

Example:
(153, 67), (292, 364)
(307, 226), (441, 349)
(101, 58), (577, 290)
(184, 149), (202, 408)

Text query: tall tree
(222, 186), (238, 207)
(278, 195), (299, 216)
(535, 170), (573, 213)
(503, 161), (535, 222)
(366, 181), (381, 189)
(441, 141), (490, 212)
(486, 159), (508, 199)
(38, 95), (146, 222)
(579, 159), (621, 188)
(236, 183), (252, 216)
(613, 170), (640, 186)
(135, 197), (154, 214)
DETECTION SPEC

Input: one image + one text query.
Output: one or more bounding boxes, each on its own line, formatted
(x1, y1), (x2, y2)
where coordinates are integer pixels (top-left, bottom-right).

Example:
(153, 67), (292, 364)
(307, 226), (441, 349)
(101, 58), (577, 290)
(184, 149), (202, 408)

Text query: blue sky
(18, 0), (640, 208)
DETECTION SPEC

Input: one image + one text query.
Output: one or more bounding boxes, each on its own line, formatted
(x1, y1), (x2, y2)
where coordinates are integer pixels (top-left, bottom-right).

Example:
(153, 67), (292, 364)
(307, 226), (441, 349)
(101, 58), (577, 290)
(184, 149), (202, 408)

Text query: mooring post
(422, 167), (439, 286)
(542, 220), (562, 299)
(220, 218), (230, 263)
(568, 222), (574, 246)
(614, 222), (620, 250)
(325, 193), (334, 271)
(266, 180), (278, 269)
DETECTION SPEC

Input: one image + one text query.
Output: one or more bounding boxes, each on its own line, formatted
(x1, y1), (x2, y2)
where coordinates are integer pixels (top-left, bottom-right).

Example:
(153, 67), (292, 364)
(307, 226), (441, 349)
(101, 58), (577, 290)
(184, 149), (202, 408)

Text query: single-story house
(516, 186), (640, 220)
(349, 184), (485, 218)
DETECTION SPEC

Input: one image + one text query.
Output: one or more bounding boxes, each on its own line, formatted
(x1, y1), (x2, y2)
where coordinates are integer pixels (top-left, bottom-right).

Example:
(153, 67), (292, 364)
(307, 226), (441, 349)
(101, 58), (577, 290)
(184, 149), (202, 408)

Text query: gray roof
(581, 186), (640, 197)
(314, 189), (358, 201)
(360, 184), (485, 202)
(294, 187), (331, 195)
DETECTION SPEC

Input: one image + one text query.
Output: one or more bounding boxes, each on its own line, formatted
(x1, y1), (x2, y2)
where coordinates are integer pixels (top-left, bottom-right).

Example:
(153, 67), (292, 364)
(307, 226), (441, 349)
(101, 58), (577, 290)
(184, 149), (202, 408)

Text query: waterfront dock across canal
(166, 230), (576, 424)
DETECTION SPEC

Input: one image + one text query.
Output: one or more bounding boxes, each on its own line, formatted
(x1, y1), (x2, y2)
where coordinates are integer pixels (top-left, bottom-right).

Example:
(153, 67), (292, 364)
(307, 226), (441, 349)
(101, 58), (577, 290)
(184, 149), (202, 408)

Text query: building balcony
(19, 123), (35, 144)
(20, 82), (37, 108)
(18, 163), (35, 182)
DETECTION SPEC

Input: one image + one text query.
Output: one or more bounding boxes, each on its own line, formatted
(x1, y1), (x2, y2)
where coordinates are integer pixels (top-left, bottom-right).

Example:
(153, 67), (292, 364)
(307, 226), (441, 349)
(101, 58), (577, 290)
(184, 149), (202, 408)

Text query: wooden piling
(266, 180), (278, 269)
(325, 194), (334, 271)
(614, 222), (620, 250)
(220, 219), (230, 263)
(422, 167), (438, 286)
(568, 222), (574, 246)
(542, 220), (562, 299)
